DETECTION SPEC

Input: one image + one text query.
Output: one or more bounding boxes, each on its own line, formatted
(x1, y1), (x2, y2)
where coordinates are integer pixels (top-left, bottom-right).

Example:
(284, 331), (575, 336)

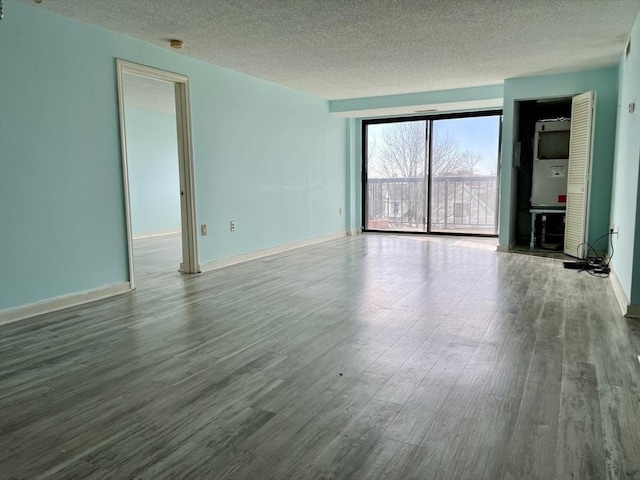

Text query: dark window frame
(362, 109), (503, 237)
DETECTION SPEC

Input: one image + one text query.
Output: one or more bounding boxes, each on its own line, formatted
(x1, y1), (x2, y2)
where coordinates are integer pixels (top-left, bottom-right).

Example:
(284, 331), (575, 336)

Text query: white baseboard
(610, 267), (628, 315)
(133, 228), (180, 240)
(609, 266), (640, 318)
(496, 245), (510, 253)
(347, 228), (362, 236)
(200, 231), (348, 273)
(0, 282), (132, 326)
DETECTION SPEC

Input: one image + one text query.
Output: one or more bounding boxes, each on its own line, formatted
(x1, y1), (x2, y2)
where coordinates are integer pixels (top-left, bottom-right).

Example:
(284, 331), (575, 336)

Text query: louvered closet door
(564, 91), (595, 258)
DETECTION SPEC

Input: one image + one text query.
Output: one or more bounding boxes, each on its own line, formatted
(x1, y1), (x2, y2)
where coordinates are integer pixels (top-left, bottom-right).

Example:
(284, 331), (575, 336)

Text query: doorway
(116, 60), (199, 289)
(511, 93), (595, 257)
(512, 97), (572, 250)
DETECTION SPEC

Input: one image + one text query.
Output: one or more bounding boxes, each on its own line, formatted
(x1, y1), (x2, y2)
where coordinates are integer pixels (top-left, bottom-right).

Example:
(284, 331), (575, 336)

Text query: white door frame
(116, 59), (200, 289)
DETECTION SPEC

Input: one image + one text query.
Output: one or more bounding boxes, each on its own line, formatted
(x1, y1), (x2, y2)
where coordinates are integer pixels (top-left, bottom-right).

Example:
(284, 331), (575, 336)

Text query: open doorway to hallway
(117, 61), (200, 289)
(122, 73), (182, 284)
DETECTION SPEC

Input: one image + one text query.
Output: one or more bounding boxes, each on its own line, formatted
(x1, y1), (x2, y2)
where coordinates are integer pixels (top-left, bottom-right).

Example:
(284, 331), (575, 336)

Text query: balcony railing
(367, 175), (498, 234)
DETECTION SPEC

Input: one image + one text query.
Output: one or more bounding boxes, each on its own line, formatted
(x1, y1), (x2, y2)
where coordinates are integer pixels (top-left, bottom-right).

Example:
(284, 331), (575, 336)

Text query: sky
(368, 115), (501, 175)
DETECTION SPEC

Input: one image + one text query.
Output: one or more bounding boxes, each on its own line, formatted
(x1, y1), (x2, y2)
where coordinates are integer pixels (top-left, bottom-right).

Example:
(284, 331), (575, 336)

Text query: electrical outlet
(230, 221), (235, 232)
(201, 224), (207, 236)
(610, 226), (619, 236)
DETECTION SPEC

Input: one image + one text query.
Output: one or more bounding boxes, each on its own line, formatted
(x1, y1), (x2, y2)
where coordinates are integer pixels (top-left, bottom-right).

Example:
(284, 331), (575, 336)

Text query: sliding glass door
(365, 120), (427, 232)
(364, 112), (501, 235)
(430, 116), (501, 234)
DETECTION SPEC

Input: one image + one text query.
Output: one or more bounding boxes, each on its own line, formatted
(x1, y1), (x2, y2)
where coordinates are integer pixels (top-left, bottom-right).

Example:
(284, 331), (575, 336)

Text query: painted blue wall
(610, 12), (640, 305)
(330, 84), (504, 115)
(498, 68), (619, 248)
(124, 108), (181, 237)
(0, 1), (347, 310)
(345, 118), (365, 233)
(193, 78), (346, 261)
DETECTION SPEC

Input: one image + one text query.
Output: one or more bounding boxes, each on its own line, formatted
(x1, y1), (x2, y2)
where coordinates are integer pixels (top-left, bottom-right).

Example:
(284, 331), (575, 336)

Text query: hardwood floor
(1, 233), (639, 479)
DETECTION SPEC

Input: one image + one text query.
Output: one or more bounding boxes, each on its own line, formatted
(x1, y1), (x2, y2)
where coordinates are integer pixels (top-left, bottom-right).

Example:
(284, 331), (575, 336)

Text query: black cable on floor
(571, 231), (615, 278)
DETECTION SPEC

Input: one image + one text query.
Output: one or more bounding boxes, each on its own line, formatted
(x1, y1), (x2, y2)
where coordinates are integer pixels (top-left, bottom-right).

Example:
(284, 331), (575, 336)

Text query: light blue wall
(343, 118), (365, 232)
(0, 1), (347, 310)
(355, 120), (363, 229)
(124, 108), (181, 237)
(193, 80), (346, 261)
(498, 68), (619, 248)
(610, 12), (640, 305)
(345, 119), (357, 232)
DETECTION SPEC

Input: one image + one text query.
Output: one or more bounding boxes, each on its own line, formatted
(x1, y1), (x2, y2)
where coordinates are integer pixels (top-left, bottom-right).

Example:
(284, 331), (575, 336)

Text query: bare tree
(369, 122), (482, 178)
(432, 132), (482, 176)
(371, 121), (426, 178)
(368, 122), (426, 226)
(367, 122), (486, 229)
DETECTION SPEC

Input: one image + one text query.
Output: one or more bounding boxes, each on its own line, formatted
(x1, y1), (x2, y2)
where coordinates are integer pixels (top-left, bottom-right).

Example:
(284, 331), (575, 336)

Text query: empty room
(1, 1), (639, 479)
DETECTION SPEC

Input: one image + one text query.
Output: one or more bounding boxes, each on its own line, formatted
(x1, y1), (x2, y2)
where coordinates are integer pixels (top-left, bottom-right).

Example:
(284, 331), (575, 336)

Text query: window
(363, 111), (501, 235)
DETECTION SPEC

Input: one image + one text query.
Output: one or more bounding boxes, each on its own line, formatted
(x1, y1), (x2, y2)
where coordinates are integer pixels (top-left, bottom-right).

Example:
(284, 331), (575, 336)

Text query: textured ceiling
(22, 0), (640, 100)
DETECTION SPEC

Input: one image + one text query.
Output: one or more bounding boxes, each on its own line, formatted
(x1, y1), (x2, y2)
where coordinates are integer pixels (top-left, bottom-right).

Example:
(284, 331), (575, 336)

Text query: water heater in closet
(531, 119), (571, 207)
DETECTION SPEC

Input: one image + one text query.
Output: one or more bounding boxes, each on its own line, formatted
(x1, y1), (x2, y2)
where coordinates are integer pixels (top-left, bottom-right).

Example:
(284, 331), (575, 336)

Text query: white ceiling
(22, 0), (640, 101)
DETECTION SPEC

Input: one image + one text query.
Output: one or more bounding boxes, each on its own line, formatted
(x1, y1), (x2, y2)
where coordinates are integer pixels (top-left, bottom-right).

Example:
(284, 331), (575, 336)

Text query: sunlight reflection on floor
(391, 234), (497, 251)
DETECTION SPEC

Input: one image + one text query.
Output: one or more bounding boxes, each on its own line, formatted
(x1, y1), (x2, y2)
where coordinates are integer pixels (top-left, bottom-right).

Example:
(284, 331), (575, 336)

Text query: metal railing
(367, 175), (498, 233)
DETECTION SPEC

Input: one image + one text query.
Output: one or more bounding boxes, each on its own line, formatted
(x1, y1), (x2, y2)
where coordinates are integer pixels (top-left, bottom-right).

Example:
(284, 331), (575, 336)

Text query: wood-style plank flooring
(1, 233), (639, 479)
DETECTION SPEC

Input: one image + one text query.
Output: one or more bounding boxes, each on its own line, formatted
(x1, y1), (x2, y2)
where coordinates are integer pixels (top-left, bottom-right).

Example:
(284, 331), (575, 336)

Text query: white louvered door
(564, 91), (595, 258)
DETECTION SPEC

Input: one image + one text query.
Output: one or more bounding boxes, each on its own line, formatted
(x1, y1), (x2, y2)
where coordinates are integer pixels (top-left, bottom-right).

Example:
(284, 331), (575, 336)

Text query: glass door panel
(365, 121), (427, 232)
(430, 116), (500, 234)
